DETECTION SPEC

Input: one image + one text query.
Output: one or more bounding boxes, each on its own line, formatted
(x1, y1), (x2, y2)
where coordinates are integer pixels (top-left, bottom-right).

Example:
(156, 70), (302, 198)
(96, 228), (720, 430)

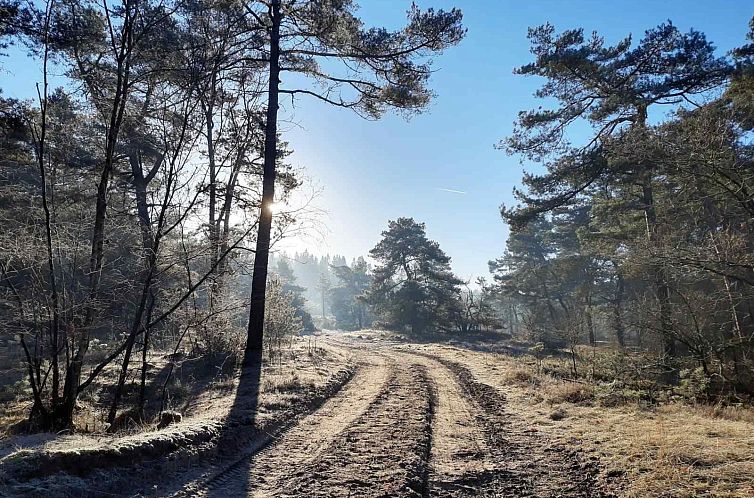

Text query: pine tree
(368, 218), (462, 334)
(244, 1), (465, 361)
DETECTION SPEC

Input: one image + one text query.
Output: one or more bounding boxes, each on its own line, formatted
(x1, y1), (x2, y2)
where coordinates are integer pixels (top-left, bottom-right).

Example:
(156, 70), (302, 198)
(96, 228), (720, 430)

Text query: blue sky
(275, 0), (753, 280)
(1, 0), (752, 281)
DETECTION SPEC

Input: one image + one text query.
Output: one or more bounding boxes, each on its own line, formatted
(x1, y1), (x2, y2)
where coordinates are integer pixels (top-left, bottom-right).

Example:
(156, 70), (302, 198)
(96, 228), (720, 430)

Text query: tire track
(245, 355), (400, 497)
(267, 362), (435, 498)
(165, 337), (616, 497)
(167, 355), (391, 497)
(412, 349), (615, 497)
(394, 350), (498, 497)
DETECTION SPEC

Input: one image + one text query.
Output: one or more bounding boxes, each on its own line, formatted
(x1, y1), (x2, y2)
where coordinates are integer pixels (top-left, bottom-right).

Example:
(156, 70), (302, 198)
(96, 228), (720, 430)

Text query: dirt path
(258, 361), (434, 497)
(392, 350), (494, 495)
(412, 349), (609, 496)
(161, 353), (392, 497)
(162, 337), (615, 497)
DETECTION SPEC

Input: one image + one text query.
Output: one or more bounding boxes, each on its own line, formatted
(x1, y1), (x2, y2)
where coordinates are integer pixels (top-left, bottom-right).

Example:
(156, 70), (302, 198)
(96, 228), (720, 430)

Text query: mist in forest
(1, 1), (754, 496)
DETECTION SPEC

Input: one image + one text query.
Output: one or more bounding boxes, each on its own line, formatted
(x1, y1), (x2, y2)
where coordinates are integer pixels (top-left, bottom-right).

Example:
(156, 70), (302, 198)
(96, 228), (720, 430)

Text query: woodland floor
(2, 332), (753, 497)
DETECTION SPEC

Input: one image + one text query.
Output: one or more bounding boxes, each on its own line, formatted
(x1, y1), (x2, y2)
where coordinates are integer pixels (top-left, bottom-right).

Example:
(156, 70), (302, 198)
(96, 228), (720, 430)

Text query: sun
(267, 201), (286, 214)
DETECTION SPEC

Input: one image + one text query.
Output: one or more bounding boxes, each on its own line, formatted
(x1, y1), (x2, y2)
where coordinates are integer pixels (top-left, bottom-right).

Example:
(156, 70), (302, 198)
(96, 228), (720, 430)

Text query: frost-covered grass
(427, 344), (754, 498)
(0, 338), (355, 493)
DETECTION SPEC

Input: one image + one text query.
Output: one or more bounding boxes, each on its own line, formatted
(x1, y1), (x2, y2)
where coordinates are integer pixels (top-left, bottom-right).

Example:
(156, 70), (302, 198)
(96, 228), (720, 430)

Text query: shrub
(549, 382), (595, 405)
(264, 278), (303, 358)
(504, 369), (538, 385)
(678, 367), (711, 402)
(595, 381), (657, 407)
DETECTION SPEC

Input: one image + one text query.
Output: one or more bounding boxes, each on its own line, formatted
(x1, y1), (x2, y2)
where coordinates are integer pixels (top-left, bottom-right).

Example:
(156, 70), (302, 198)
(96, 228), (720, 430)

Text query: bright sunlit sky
(274, 0), (752, 280)
(1, 0), (752, 281)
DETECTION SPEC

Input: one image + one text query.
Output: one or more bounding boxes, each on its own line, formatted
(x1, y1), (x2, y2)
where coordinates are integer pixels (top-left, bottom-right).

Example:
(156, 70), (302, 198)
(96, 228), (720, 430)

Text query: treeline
(270, 251), (347, 316)
(0, 0), (305, 431)
(493, 19), (754, 395)
(0, 0), (464, 431)
(271, 220), (501, 335)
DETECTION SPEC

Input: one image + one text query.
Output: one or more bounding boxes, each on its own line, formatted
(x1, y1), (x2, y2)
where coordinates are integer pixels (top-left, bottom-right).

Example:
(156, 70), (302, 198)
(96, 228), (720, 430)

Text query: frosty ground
(1, 332), (752, 497)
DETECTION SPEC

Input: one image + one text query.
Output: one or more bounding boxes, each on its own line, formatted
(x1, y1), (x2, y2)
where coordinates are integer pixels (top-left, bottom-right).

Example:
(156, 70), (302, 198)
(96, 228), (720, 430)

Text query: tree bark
(613, 271), (626, 347)
(641, 176), (675, 358)
(246, 0), (281, 362)
(34, 3), (61, 410)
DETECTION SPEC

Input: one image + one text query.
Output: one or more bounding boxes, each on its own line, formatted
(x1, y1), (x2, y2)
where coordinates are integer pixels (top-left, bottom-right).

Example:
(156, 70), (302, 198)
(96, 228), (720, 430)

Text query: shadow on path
(203, 348), (263, 497)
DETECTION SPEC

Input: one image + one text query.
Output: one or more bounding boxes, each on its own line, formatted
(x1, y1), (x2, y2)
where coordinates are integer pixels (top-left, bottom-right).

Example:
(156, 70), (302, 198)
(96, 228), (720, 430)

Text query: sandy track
(413, 349), (613, 497)
(173, 354), (434, 497)
(247, 355), (395, 496)
(264, 361), (434, 497)
(168, 354), (393, 497)
(392, 350), (494, 496)
(164, 337), (614, 497)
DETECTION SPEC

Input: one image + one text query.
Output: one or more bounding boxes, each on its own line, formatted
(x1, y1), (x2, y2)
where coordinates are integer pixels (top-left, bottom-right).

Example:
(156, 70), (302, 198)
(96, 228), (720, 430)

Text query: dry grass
(0, 398), (28, 436)
(551, 404), (754, 497)
(427, 345), (754, 498)
(546, 382), (595, 404)
(0, 338), (354, 466)
(503, 368), (539, 385)
(690, 403), (754, 424)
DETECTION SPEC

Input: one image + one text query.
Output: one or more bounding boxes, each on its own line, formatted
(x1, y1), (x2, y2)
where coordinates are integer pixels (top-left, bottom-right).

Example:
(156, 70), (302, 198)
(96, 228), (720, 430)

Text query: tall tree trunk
(246, 0), (281, 362)
(56, 1), (137, 428)
(635, 105), (674, 361)
(34, 4), (61, 412)
(613, 271), (626, 347)
(586, 307), (595, 346)
(104, 152), (160, 422)
(508, 297), (516, 336)
(203, 89), (221, 312)
(205, 96), (218, 271)
(128, 152), (158, 253)
(60, 38), (132, 429)
(217, 146), (244, 278)
(138, 292), (154, 412)
(641, 177), (675, 358)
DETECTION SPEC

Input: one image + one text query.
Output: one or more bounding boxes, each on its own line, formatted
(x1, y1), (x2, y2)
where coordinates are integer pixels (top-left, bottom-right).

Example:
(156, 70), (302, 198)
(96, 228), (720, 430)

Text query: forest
(1, 1), (754, 497)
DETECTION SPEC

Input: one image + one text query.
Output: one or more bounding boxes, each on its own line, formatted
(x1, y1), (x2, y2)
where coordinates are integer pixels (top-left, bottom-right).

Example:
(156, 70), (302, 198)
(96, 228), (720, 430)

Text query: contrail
(436, 188), (467, 194)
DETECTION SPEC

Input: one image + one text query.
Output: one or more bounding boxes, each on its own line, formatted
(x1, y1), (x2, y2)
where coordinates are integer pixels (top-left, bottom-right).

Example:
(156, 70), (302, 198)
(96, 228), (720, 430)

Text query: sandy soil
(155, 335), (617, 498)
(0, 341), (356, 497)
(7, 333), (751, 497)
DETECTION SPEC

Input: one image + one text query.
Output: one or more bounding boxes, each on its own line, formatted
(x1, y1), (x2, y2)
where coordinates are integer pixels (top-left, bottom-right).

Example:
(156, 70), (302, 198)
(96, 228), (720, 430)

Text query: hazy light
(267, 201), (286, 214)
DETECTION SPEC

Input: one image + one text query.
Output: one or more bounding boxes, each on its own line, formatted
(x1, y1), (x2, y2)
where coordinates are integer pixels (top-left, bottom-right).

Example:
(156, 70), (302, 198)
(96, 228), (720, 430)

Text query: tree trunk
(246, 0), (281, 363)
(585, 290), (595, 346)
(641, 175), (675, 359)
(217, 146), (244, 278)
(205, 96), (218, 272)
(508, 298), (515, 336)
(57, 4), (136, 430)
(138, 296), (153, 413)
(34, 16), (61, 410)
(613, 271), (626, 347)
(634, 104), (674, 361)
(128, 152), (157, 252)
(586, 308), (595, 346)
(570, 346), (578, 379)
